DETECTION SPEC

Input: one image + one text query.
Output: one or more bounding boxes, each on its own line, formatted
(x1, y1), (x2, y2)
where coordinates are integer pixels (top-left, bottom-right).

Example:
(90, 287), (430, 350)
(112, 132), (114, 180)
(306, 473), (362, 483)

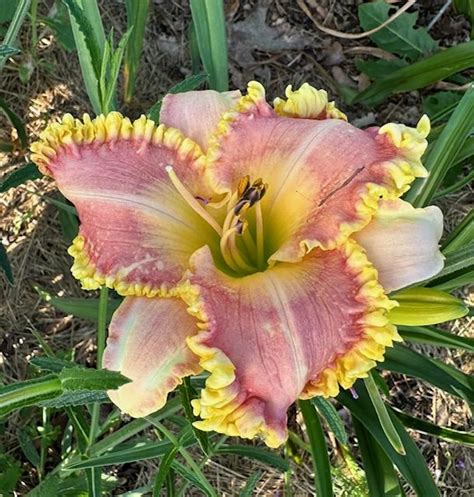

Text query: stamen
(220, 221), (256, 273)
(255, 201), (264, 267)
(165, 165), (222, 236)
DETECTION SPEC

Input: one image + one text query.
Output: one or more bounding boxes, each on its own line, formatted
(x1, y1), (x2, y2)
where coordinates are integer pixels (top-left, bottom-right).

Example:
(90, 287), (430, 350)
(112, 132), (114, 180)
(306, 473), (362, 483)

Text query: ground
(0, 1), (472, 495)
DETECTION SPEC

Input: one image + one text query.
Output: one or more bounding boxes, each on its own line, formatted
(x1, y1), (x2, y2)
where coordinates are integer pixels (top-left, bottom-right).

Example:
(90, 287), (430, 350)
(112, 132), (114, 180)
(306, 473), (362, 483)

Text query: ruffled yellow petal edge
(206, 82), (431, 252)
(179, 282), (284, 448)
(30, 112), (204, 297)
(301, 239), (402, 398)
(273, 83), (348, 121)
(178, 240), (400, 448)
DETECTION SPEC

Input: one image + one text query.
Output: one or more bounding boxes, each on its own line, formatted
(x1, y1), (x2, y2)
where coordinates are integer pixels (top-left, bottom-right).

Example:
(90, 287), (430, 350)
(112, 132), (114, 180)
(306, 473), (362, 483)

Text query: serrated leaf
(47, 295), (121, 323)
(311, 397), (348, 445)
(30, 356), (76, 373)
(58, 367), (130, 391)
(0, 44), (20, 57)
(0, 243), (14, 284)
(355, 58), (408, 80)
(0, 163), (42, 192)
(39, 390), (109, 408)
(358, 1), (438, 61)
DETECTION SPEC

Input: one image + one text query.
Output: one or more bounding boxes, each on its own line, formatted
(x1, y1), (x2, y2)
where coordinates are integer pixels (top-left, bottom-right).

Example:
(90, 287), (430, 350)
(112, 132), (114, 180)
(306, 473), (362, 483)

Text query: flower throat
(166, 166), (267, 275)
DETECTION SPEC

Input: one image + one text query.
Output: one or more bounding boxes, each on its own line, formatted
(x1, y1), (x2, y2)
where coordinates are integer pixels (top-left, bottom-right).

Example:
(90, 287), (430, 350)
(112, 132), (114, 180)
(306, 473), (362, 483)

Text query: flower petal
(103, 296), (201, 417)
(160, 90), (241, 152)
(354, 199), (444, 292)
(31, 113), (218, 296)
(180, 242), (400, 447)
(206, 82), (429, 263)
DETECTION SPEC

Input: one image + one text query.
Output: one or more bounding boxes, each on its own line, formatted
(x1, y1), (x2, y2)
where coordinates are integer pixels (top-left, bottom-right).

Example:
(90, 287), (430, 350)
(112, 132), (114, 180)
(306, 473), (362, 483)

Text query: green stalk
(0, 0), (32, 70)
(30, 0), (38, 57)
(298, 400), (334, 497)
(364, 372), (405, 455)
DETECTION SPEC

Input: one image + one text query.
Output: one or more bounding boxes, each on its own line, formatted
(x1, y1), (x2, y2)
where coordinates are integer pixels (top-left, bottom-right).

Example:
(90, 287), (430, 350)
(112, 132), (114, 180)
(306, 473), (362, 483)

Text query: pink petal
(31, 113), (217, 296)
(354, 199), (444, 292)
(160, 90), (241, 152)
(182, 243), (400, 447)
(207, 82), (429, 264)
(103, 296), (201, 417)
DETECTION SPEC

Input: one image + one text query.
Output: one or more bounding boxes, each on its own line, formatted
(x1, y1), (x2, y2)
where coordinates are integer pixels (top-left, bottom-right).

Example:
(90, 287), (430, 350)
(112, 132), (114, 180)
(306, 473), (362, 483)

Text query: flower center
(166, 166), (268, 275)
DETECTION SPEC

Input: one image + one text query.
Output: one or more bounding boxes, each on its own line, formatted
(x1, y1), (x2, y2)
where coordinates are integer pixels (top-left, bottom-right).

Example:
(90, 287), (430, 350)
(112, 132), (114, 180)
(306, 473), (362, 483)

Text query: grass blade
(124, 0), (149, 102)
(399, 325), (474, 352)
(239, 471), (263, 497)
(214, 444), (289, 472)
(298, 399), (334, 497)
(394, 409), (474, 446)
(338, 383), (440, 496)
(405, 84), (474, 206)
(0, 0), (31, 70)
(190, 0), (228, 91)
(1, 163), (42, 192)
(442, 211), (474, 254)
(353, 417), (403, 497)
(353, 41), (474, 105)
(153, 445), (179, 496)
(364, 373), (405, 455)
(383, 344), (474, 402)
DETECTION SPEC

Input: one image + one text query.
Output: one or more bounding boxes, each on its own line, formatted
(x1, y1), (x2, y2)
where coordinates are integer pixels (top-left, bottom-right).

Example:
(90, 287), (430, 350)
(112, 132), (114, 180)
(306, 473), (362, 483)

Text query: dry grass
(1, 1), (473, 495)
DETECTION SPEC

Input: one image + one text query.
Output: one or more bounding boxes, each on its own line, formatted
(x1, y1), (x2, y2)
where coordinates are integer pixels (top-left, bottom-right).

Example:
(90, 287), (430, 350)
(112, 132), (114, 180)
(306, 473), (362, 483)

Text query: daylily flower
(31, 82), (444, 448)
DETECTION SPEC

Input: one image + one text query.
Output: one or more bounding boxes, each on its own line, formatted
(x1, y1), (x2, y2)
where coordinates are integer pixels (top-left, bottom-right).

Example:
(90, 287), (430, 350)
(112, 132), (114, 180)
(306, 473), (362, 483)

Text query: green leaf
(124, 0), (149, 102)
(422, 91), (463, 123)
(147, 73), (208, 122)
(355, 58), (408, 80)
(406, 84), (474, 206)
(434, 168), (474, 200)
(190, 0), (228, 91)
(152, 446), (179, 497)
(39, 390), (109, 408)
(0, 163), (42, 191)
(353, 41), (474, 105)
(239, 471), (263, 497)
(47, 296), (121, 322)
(353, 417), (403, 497)
(41, 3), (76, 52)
(18, 428), (41, 467)
(57, 205), (79, 244)
(311, 397), (348, 445)
(0, 0), (31, 71)
(0, 243), (14, 284)
(389, 287), (468, 326)
(215, 444), (289, 472)
(298, 400), (334, 497)
(0, 374), (62, 417)
(455, 0), (474, 37)
(383, 344), (474, 402)
(0, 96), (28, 149)
(394, 409), (474, 446)
(443, 212), (474, 254)
(364, 373), (405, 455)
(58, 367), (130, 391)
(171, 459), (214, 496)
(0, 44), (20, 58)
(30, 356), (76, 372)
(339, 383), (440, 496)
(358, 1), (438, 61)
(62, 0), (105, 113)
(425, 243), (474, 290)
(399, 325), (474, 352)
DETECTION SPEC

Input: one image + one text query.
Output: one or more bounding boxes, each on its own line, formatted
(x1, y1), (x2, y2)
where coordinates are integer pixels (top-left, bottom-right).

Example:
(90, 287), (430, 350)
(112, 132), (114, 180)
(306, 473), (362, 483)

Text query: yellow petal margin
(30, 112), (204, 297)
(179, 240), (401, 448)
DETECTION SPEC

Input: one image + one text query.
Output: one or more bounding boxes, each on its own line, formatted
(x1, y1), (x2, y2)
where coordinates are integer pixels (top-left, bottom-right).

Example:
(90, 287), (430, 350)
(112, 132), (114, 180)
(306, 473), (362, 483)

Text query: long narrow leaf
(124, 0), (149, 102)
(153, 446), (179, 496)
(215, 444), (289, 472)
(399, 325), (474, 352)
(0, 0), (31, 70)
(0, 163), (42, 192)
(406, 84), (474, 206)
(0, 243), (14, 284)
(442, 210), (474, 254)
(353, 417), (403, 497)
(312, 397), (348, 445)
(0, 97), (28, 149)
(338, 383), (440, 496)
(353, 41), (474, 105)
(298, 400), (333, 497)
(190, 0), (228, 91)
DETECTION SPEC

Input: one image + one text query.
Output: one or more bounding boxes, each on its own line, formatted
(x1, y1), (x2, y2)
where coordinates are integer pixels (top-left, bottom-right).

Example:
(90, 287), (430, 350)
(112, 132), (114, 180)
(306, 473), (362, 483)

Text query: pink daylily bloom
(31, 81), (443, 447)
